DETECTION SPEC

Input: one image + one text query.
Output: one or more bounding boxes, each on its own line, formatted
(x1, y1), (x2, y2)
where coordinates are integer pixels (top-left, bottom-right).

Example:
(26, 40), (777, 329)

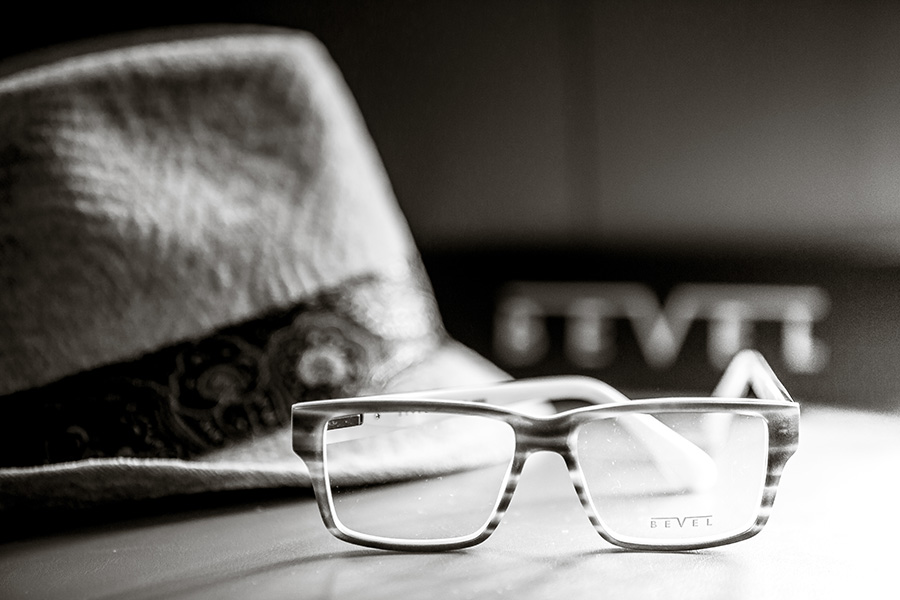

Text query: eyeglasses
(291, 350), (798, 552)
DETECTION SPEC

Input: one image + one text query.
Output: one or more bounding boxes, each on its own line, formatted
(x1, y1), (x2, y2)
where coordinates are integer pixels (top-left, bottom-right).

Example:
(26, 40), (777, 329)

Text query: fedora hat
(0, 26), (506, 509)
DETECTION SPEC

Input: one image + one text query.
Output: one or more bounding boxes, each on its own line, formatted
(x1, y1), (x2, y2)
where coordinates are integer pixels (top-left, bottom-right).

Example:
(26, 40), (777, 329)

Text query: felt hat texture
(0, 26), (507, 509)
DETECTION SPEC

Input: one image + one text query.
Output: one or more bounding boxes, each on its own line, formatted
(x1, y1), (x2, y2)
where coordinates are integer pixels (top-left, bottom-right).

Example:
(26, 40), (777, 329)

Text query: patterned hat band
(0, 274), (445, 468)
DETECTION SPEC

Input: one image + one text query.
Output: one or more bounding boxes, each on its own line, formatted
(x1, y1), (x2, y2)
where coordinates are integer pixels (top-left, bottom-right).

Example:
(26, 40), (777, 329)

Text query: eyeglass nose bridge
(509, 416), (672, 551)
(514, 416), (576, 457)
(502, 417), (601, 529)
(509, 417), (588, 497)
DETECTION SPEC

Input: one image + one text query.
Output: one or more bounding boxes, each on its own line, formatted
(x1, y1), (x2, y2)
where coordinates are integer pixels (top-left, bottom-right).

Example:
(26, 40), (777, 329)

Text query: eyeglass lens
(323, 411), (516, 540)
(321, 409), (768, 546)
(575, 412), (769, 545)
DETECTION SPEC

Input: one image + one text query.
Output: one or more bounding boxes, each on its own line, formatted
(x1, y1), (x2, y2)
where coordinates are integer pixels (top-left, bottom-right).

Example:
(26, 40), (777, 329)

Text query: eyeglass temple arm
(387, 377), (718, 492)
(713, 349), (793, 401)
(565, 380), (719, 492)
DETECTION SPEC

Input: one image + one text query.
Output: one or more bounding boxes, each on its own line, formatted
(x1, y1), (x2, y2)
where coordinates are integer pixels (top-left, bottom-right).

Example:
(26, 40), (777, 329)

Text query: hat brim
(0, 341), (509, 509)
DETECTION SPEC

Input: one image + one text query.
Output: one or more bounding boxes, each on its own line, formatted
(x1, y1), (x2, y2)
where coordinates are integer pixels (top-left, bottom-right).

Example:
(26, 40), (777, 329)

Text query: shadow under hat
(0, 25), (506, 509)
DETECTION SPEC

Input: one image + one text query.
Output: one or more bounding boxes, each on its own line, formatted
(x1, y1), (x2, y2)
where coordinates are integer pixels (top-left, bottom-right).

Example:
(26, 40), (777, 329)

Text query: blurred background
(4, 0), (899, 410)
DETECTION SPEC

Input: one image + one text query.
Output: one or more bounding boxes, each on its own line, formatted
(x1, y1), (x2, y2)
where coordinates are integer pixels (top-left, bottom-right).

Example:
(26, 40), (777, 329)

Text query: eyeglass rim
(292, 350), (798, 551)
(293, 396), (798, 552)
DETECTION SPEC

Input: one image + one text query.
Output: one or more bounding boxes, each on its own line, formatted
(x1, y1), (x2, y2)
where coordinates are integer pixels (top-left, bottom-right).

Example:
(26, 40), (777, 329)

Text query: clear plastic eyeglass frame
(292, 350), (799, 552)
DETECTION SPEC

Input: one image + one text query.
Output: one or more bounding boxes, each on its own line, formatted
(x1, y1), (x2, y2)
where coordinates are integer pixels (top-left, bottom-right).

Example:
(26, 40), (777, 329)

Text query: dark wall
(4, 1), (900, 259)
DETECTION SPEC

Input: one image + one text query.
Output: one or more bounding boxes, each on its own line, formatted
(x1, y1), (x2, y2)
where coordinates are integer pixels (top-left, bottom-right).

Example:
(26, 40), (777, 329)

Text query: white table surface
(1, 406), (898, 600)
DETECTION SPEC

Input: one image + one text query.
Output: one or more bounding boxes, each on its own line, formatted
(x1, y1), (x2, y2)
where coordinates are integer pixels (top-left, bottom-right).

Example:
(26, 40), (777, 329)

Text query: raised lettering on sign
(493, 282), (829, 373)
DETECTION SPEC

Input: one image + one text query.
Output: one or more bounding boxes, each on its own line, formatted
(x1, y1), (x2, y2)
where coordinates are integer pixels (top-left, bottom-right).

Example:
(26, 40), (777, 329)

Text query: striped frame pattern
(292, 350), (799, 552)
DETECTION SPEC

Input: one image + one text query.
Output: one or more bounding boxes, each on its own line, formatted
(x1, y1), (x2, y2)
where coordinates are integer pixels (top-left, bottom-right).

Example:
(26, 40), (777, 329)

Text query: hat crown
(0, 31), (417, 396)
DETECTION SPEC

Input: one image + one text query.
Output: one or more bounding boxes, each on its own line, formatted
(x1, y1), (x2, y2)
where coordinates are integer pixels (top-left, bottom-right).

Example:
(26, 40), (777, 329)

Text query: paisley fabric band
(0, 275), (444, 468)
